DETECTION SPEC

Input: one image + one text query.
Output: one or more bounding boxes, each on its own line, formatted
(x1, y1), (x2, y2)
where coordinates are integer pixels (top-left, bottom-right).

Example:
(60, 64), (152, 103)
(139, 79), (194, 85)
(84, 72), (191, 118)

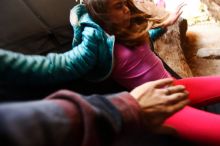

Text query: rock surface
(185, 23), (220, 76)
(202, 0), (220, 22)
(154, 19), (220, 77)
(153, 18), (193, 78)
(197, 48), (220, 59)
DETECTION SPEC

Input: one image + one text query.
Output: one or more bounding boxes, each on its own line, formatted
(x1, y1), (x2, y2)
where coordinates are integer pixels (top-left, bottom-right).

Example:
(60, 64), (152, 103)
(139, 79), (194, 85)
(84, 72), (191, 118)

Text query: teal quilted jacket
(0, 4), (164, 85)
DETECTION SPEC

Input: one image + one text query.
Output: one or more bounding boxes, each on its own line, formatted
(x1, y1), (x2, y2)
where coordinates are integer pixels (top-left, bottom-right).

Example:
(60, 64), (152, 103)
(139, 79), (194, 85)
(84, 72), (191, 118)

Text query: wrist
(109, 92), (143, 132)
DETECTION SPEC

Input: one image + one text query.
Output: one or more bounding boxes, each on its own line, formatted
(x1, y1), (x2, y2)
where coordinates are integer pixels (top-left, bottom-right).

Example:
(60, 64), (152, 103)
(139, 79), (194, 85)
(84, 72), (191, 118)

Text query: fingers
(166, 99), (190, 116)
(164, 85), (185, 95)
(172, 3), (185, 21)
(131, 78), (174, 93)
(151, 78), (174, 88)
(175, 2), (186, 15)
(157, 84), (189, 104)
(176, 10), (183, 18)
(141, 98), (189, 130)
(165, 91), (189, 104)
(173, 2), (186, 17)
(177, 2), (187, 10)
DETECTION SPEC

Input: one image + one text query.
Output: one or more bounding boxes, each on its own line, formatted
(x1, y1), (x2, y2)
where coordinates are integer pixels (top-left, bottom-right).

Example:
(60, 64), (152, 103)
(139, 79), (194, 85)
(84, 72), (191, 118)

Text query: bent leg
(164, 106), (220, 146)
(173, 76), (220, 106)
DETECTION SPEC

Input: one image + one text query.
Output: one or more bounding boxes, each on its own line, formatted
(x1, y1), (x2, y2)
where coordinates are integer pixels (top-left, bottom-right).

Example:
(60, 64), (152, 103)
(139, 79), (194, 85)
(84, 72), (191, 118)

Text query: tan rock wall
(153, 18), (194, 78)
(202, 0), (220, 21)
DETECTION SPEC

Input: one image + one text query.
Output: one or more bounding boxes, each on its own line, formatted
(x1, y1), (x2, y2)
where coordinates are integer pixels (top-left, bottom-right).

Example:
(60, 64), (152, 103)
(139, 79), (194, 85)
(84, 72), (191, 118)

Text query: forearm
(0, 32), (97, 86)
(0, 90), (143, 146)
(0, 100), (78, 146)
(102, 92), (143, 132)
(47, 90), (143, 146)
(0, 49), (74, 85)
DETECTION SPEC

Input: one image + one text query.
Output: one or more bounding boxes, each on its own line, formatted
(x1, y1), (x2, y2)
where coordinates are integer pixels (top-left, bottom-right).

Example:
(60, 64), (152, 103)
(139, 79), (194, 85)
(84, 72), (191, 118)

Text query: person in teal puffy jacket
(0, 1), (180, 86)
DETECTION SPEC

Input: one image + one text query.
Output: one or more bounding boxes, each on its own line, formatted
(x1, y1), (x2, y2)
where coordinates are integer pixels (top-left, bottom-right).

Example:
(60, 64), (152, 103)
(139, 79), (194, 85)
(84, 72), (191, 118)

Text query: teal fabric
(0, 4), (164, 86)
(0, 4), (115, 85)
(148, 27), (166, 41)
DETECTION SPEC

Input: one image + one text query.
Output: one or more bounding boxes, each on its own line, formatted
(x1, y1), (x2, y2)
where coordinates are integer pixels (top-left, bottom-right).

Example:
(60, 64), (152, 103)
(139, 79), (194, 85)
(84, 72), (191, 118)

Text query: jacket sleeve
(0, 89), (142, 146)
(47, 90), (143, 146)
(148, 27), (166, 42)
(0, 99), (79, 146)
(0, 27), (99, 85)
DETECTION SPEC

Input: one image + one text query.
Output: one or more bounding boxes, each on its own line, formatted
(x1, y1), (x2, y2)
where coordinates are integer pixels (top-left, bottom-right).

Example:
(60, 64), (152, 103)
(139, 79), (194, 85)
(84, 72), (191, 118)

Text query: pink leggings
(164, 76), (220, 145)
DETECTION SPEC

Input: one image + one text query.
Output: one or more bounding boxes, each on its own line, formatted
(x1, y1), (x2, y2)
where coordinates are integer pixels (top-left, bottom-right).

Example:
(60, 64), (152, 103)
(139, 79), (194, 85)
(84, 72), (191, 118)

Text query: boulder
(153, 18), (194, 78)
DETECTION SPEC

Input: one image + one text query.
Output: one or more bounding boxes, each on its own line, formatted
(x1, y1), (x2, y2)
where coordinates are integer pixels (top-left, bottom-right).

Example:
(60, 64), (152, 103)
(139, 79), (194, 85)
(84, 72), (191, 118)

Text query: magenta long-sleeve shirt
(111, 43), (171, 90)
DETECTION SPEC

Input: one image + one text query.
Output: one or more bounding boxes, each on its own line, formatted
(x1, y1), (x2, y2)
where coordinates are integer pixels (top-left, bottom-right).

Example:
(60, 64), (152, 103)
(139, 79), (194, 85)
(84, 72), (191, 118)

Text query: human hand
(130, 78), (189, 131)
(162, 2), (186, 28)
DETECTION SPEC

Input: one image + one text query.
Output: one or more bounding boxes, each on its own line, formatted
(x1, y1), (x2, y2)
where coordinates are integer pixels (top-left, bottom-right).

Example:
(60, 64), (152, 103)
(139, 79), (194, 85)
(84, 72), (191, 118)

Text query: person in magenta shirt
(83, 0), (220, 145)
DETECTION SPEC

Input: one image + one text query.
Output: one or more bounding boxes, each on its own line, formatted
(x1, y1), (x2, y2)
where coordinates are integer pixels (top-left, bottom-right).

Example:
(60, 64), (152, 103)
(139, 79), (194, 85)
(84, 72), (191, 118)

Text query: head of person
(84, 0), (151, 47)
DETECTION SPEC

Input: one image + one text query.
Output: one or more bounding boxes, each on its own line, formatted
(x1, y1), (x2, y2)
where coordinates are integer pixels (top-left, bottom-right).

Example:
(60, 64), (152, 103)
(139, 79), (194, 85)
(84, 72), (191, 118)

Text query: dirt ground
(183, 23), (220, 76)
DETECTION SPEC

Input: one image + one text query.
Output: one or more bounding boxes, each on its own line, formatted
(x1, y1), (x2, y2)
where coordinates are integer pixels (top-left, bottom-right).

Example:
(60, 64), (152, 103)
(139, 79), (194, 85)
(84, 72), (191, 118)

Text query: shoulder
(114, 43), (133, 60)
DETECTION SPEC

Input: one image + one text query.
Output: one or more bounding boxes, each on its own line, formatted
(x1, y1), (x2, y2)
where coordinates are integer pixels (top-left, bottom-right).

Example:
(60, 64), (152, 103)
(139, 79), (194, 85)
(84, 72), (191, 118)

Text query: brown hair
(84, 0), (165, 47)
